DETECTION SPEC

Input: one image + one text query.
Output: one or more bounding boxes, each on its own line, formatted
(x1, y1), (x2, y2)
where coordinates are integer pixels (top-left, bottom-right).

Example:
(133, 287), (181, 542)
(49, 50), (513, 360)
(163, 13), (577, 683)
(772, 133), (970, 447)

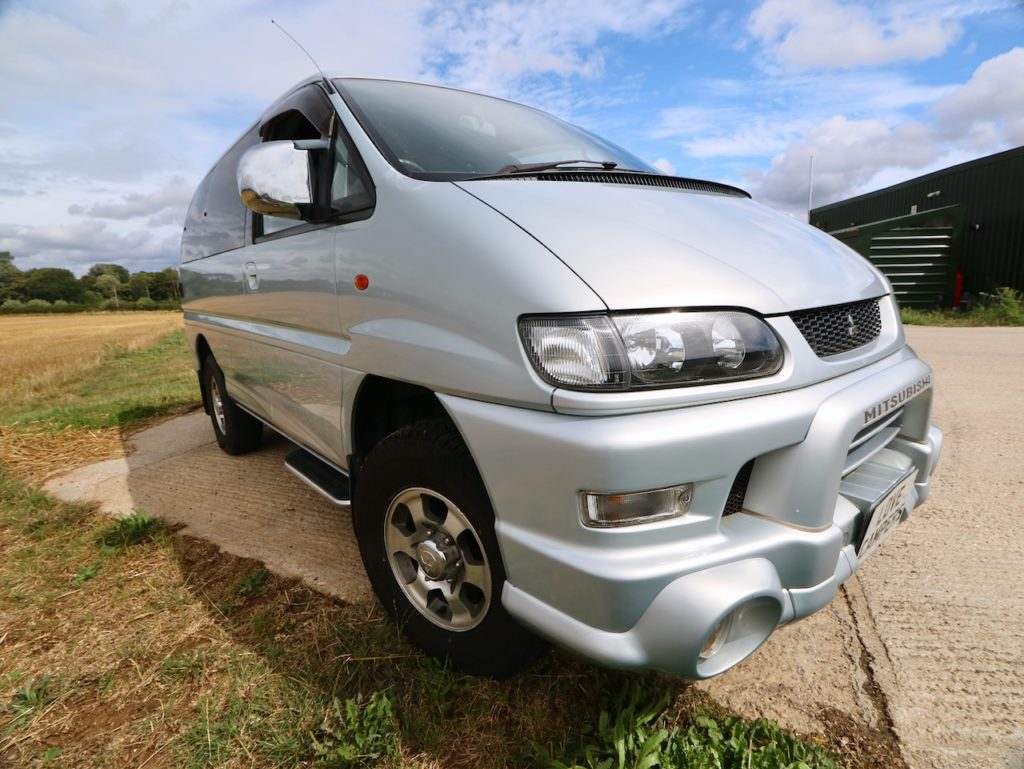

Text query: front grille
(790, 298), (882, 357)
(723, 460), (754, 515)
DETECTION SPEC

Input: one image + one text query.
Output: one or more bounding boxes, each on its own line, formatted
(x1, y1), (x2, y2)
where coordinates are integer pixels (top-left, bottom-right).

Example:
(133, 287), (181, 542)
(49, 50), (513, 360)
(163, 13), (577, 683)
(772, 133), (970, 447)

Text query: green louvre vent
(827, 205), (964, 309)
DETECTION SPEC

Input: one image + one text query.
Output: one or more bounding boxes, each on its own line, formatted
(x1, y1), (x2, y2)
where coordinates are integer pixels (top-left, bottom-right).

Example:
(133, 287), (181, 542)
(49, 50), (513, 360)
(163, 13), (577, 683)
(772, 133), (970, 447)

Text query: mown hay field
(0, 312), (184, 403)
(0, 312), (196, 484)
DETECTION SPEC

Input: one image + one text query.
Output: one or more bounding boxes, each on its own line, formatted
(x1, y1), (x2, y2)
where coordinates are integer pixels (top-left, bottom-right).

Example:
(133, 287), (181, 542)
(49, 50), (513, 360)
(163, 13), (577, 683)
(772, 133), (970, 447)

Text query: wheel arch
(350, 376), (458, 467)
(194, 333), (213, 415)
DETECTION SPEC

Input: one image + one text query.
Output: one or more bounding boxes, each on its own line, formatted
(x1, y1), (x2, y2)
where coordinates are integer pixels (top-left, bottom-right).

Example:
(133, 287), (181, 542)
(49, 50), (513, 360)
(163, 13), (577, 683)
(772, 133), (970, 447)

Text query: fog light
(699, 613), (734, 661)
(581, 484), (692, 527)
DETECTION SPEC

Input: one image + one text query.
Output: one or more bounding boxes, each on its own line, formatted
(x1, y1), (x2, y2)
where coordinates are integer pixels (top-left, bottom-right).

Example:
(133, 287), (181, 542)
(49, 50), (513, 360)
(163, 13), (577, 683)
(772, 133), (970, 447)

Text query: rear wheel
(201, 355), (263, 455)
(354, 420), (546, 677)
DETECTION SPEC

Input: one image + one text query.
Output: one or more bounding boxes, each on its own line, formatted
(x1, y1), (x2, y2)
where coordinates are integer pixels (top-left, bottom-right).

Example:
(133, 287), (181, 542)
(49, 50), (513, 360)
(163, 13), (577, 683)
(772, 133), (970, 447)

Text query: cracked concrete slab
(43, 327), (1024, 769)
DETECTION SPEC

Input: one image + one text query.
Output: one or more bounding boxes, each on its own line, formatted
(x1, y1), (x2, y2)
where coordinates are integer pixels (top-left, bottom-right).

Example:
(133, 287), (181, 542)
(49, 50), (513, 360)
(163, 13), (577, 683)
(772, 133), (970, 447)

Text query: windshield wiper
(491, 159), (619, 175)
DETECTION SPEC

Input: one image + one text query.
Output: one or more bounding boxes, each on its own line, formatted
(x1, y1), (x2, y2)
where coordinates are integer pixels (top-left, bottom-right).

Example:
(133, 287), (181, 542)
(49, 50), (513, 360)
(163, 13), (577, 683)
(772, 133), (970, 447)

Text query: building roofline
(811, 144), (1024, 215)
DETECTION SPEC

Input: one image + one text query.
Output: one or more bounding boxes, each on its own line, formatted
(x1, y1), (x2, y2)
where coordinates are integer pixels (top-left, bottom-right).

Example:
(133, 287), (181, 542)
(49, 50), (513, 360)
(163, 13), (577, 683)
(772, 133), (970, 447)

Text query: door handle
(245, 262), (259, 291)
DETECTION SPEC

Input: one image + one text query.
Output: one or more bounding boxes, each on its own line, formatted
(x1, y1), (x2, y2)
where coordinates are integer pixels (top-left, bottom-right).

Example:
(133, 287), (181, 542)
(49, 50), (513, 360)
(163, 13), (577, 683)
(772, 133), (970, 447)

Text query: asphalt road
(46, 326), (1024, 769)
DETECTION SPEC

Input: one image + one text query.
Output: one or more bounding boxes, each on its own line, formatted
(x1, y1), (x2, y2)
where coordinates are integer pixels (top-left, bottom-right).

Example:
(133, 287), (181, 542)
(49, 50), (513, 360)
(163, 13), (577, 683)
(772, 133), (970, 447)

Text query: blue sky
(1, 0), (1022, 275)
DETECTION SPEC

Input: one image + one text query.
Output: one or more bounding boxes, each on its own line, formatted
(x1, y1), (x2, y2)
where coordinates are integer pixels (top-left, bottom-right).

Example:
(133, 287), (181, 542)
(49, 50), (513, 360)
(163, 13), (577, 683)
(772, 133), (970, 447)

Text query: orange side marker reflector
(354, 274), (370, 291)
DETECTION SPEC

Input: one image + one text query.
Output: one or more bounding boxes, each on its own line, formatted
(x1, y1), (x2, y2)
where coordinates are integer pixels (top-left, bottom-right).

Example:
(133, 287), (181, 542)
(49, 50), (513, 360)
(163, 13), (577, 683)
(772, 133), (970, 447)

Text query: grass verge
(0, 329), (198, 431)
(901, 286), (1024, 326)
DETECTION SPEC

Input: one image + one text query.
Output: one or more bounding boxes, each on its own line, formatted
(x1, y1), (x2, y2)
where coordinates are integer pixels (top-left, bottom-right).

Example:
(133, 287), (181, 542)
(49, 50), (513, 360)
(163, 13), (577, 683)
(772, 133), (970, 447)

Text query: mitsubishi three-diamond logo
(846, 312), (860, 337)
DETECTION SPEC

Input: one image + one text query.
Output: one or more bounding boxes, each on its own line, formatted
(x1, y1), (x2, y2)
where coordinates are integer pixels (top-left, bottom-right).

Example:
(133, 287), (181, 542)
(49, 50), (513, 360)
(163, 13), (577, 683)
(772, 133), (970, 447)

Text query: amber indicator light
(354, 274), (370, 291)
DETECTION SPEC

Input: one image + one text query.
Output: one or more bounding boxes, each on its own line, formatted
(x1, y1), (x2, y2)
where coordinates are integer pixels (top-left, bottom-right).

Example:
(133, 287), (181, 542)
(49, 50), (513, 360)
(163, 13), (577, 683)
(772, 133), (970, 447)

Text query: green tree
(128, 272), (152, 300)
(23, 268), (84, 303)
(86, 263), (131, 283)
(0, 251), (25, 301)
(149, 267), (180, 301)
(95, 273), (123, 307)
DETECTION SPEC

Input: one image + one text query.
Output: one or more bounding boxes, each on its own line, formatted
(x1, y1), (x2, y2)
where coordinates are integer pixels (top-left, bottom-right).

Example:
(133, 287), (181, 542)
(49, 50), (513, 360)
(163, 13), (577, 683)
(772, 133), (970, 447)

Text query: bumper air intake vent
(723, 460), (754, 516)
(790, 298), (882, 358)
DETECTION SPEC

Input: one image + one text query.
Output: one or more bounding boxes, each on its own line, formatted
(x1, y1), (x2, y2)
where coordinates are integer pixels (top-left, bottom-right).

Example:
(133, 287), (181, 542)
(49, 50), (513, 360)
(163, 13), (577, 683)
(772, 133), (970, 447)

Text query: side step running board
(284, 448), (351, 508)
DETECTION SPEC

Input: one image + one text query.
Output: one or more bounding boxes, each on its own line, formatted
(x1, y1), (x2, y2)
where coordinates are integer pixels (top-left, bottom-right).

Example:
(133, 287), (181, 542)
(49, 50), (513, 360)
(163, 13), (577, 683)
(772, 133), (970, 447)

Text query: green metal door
(827, 204), (963, 308)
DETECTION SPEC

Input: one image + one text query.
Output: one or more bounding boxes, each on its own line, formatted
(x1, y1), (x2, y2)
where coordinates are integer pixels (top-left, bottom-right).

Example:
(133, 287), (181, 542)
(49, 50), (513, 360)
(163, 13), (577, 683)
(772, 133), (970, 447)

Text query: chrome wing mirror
(237, 139), (327, 219)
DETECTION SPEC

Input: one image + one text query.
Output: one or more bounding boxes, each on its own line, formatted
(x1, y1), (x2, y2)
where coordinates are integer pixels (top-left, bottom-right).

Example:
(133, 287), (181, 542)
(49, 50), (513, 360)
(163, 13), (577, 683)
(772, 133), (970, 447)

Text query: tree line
(0, 252), (180, 313)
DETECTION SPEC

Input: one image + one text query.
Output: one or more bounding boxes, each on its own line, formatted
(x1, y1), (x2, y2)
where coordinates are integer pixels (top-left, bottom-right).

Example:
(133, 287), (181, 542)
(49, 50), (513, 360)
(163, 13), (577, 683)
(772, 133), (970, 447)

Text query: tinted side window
(331, 129), (373, 213)
(181, 126), (258, 261)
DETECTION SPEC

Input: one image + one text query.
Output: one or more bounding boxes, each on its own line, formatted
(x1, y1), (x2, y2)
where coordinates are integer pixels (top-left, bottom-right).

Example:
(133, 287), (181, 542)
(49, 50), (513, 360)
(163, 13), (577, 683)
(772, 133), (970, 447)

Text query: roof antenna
(270, 19), (336, 94)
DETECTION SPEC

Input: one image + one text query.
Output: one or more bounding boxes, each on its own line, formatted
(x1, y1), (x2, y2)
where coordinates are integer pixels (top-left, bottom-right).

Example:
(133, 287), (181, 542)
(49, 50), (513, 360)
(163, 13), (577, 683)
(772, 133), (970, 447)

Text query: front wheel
(353, 420), (546, 677)
(200, 355), (263, 455)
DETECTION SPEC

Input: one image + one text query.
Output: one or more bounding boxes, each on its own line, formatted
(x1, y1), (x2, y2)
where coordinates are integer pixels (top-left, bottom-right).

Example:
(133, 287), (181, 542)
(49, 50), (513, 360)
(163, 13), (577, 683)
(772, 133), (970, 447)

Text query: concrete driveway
(46, 326), (1024, 769)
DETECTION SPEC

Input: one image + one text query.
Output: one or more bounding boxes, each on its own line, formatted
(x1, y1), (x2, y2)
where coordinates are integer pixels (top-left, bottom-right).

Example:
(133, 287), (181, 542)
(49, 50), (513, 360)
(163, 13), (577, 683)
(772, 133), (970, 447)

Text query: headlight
(519, 311), (782, 390)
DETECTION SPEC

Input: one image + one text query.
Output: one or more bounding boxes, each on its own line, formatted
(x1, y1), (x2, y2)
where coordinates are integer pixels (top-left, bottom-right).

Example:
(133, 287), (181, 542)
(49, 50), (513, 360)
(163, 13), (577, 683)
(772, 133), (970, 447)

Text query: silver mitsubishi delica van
(180, 75), (943, 679)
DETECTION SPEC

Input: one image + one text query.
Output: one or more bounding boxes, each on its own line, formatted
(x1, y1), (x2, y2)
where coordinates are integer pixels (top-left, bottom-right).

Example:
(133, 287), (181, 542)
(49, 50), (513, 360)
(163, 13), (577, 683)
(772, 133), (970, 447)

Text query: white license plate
(857, 468), (917, 561)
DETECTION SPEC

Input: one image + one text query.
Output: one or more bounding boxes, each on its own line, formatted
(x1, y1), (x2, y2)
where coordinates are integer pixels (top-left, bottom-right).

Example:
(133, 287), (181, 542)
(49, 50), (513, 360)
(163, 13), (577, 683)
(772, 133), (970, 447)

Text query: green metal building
(810, 145), (1024, 308)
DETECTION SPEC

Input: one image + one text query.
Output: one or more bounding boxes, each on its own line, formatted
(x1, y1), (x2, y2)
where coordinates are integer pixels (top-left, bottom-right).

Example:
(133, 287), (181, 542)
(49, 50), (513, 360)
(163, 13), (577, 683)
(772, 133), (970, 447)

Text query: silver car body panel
(181, 74), (943, 679)
(455, 179), (889, 314)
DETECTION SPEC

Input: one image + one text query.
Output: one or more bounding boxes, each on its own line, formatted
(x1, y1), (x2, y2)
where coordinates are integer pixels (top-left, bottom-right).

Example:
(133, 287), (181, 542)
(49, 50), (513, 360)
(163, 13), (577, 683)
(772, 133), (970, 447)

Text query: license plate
(856, 468), (917, 561)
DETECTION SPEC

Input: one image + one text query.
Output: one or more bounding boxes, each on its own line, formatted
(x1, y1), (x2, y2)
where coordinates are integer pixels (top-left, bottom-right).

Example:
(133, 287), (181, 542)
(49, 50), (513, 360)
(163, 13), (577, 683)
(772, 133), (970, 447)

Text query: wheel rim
(384, 487), (492, 632)
(209, 376), (227, 435)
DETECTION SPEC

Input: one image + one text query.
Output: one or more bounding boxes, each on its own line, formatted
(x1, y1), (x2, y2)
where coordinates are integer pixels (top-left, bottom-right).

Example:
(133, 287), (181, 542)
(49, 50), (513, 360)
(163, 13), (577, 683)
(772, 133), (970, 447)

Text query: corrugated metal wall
(811, 145), (1024, 304)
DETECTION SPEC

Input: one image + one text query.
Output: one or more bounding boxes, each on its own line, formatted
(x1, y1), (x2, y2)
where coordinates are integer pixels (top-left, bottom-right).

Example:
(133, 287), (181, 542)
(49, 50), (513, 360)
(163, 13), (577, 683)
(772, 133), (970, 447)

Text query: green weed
(72, 560), (102, 584)
(40, 746), (63, 762)
(4, 674), (56, 735)
(311, 692), (399, 767)
(237, 568), (270, 598)
(547, 682), (844, 769)
(97, 509), (163, 550)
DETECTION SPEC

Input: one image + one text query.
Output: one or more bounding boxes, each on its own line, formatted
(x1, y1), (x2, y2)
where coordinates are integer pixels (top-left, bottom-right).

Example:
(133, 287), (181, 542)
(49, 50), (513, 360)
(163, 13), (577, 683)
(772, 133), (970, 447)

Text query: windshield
(334, 78), (657, 180)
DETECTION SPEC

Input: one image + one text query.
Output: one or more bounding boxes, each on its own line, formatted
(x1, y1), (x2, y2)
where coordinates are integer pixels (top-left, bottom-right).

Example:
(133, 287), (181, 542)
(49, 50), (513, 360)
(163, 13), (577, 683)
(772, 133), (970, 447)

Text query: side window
(183, 126), (258, 260)
(331, 129), (373, 212)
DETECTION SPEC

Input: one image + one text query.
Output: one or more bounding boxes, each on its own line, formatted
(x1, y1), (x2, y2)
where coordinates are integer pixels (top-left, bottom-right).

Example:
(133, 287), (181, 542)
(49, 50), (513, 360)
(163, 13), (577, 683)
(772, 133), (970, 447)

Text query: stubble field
(0, 312), (184, 404)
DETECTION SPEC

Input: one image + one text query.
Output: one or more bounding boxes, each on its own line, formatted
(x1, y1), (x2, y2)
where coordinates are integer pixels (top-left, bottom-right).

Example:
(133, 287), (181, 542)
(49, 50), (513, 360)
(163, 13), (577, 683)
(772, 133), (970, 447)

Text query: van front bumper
(439, 346), (942, 679)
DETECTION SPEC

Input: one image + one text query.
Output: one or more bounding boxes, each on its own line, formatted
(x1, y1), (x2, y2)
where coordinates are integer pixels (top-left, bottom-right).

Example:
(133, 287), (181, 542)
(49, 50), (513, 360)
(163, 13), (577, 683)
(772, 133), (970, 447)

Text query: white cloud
(750, 116), (938, 214)
(422, 0), (693, 101)
(68, 177), (194, 221)
(0, 220), (178, 276)
(933, 47), (1024, 145)
(651, 158), (677, 175)
(0, 0), (702, 272)
(748, 43), (1024, 216)
(749, 0), (962, 70)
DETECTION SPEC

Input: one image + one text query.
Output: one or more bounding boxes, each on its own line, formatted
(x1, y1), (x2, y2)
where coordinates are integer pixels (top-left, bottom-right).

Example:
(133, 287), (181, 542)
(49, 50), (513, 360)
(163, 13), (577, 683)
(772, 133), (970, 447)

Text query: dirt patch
(48, 692), (164, 748)
(818, 706), (908, 769)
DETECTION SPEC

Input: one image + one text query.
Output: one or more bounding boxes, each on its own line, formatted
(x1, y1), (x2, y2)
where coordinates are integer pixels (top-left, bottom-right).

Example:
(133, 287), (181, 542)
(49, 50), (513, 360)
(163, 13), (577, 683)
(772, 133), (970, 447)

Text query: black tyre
(201, 355), (263, 455)
(354, 420), (546, 677)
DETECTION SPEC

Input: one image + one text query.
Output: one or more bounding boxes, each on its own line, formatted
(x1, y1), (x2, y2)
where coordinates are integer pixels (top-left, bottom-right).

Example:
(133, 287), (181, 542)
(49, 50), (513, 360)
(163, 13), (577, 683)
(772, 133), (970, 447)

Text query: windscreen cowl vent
(506, 172), (750, 197)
